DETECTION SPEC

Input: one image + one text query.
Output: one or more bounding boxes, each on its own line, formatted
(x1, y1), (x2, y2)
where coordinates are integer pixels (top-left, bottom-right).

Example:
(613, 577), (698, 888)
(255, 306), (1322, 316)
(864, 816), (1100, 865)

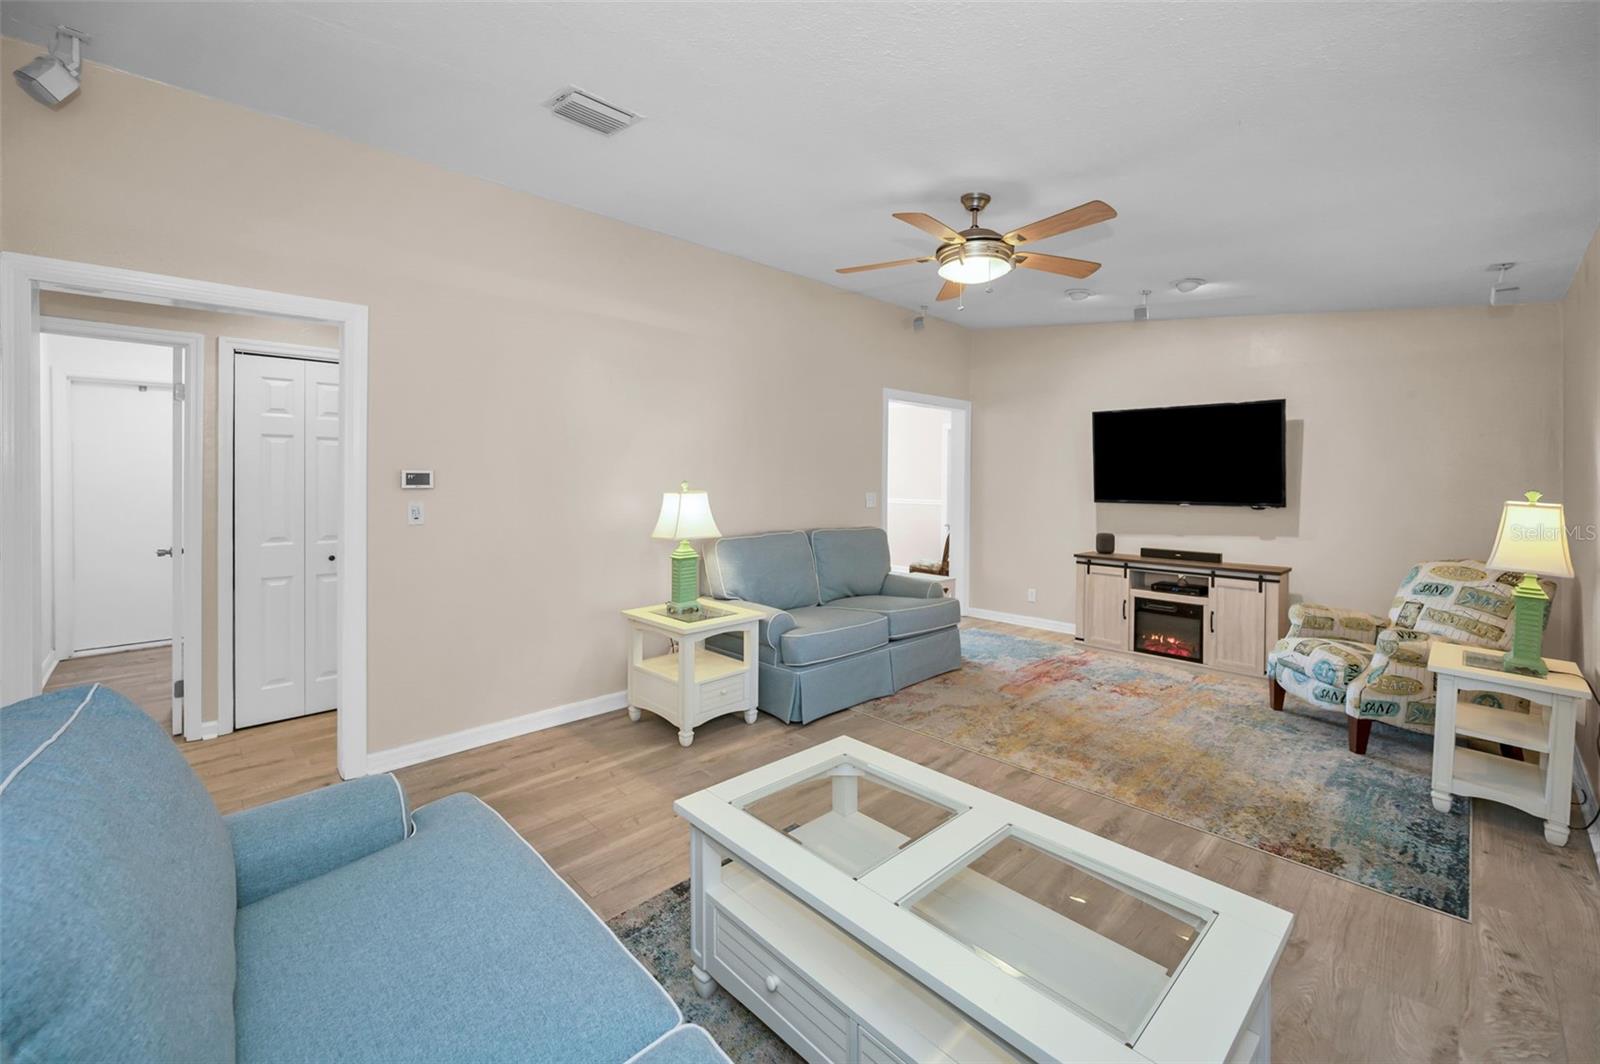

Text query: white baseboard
(39, 652), (60, 687)
(965, 608), (1076, 636)
(366, 688), (628, 775)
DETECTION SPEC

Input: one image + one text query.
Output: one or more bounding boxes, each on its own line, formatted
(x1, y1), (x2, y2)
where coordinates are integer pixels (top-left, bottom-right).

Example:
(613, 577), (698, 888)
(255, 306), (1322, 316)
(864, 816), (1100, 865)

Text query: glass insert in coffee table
(905, 832), (1211, 1042)
(735, 755), (965, 877)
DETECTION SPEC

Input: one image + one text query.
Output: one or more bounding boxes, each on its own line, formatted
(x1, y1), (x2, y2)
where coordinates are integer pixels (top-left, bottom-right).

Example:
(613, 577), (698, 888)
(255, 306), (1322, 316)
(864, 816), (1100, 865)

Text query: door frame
(40, 316), (203, 737)
(2, 253), (372, 780)
(881, 388), (972, 611)
(216, 337), (341, 737)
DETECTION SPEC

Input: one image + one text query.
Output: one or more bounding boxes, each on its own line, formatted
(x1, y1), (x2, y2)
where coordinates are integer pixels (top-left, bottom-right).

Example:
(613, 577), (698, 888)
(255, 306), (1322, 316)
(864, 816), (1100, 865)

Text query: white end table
(622, 598), (762, 747)
(1427, 641), (1594, 845)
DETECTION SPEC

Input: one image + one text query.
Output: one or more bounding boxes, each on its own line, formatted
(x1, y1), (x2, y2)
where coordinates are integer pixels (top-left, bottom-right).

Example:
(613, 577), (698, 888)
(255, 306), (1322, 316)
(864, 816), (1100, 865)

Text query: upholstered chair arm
(1286, 603), (1387, 644)
(226, 774), (410, 907)
(880, 572), (945, 600)
(725, 599), (796, 649)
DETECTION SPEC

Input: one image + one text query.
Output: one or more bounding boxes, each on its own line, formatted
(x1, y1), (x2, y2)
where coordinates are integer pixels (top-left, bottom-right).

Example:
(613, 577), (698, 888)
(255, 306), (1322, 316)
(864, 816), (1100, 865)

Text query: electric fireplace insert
(1133, 596), (1204, 661)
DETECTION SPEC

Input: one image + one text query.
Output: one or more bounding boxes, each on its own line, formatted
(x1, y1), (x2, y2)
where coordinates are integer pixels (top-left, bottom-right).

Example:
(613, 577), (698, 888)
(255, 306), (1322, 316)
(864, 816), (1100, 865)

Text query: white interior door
(304, 360), (341, 715)
(234, 353), (339, 728)
(66, 377), (174, 652)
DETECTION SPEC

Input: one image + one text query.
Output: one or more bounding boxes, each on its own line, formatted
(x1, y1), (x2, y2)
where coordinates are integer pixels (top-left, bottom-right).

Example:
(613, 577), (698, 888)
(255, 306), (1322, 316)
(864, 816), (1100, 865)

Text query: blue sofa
(0, 685), (729, 1064)
(703, 527), (962, 723)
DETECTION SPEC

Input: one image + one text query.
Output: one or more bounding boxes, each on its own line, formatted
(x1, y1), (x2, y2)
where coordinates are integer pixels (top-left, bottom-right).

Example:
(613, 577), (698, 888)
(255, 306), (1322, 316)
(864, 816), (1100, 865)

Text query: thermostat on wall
(401, 470), (433, 489)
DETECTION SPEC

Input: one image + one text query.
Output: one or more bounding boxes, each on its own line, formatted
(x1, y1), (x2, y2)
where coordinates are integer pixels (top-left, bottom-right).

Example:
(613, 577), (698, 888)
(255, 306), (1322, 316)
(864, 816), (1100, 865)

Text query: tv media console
(1073, 552), (1290, 678)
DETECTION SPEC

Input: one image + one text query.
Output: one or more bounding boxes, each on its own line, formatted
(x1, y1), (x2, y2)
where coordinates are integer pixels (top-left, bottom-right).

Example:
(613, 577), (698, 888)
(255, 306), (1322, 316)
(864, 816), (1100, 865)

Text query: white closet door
(304, 361), (341, 715)
(67, 379), (173, 652)
(234, 355), (308, 727)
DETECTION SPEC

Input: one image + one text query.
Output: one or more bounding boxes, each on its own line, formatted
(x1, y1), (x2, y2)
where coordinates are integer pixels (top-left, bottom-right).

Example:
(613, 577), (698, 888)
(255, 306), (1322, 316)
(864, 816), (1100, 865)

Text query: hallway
(44, 647), (172, 733)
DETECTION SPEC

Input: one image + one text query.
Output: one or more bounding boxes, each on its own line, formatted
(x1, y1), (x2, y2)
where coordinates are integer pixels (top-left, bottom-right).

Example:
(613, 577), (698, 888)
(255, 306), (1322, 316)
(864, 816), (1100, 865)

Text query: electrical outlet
(865, 491), (878, 509)
(1026, 588), (1037, 603)
(407, 501), (425, 525)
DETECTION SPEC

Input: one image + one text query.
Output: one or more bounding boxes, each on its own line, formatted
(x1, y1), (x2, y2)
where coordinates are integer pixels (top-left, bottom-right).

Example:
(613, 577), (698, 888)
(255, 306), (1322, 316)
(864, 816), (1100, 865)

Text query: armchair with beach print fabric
(1268, 561), (1551, 754)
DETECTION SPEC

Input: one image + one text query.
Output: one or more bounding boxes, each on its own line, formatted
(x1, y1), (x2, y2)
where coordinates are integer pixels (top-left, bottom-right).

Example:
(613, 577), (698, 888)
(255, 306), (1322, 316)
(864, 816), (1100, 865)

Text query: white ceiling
(5, 2), (1598, 327)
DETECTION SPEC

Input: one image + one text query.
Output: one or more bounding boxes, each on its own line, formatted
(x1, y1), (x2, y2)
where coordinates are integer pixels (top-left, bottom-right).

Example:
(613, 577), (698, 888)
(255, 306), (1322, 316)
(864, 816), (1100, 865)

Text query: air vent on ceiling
(547, 87), (639, 136)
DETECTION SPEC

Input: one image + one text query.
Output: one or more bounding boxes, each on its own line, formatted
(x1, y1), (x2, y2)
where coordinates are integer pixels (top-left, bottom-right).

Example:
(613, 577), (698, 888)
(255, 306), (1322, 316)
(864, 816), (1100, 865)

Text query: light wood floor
(177, 622), (1600, 1063)
(45, 646), (173, 731)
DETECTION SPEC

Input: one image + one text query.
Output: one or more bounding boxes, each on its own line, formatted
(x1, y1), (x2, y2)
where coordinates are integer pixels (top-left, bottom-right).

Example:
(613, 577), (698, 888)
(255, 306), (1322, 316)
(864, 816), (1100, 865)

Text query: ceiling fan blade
(1003, 200), (1117, 245)
(835, 256), (934, 274)
(1014, 253), (1102, 279)
(936, 280), (963, 301)
(894, 212), (966, 243)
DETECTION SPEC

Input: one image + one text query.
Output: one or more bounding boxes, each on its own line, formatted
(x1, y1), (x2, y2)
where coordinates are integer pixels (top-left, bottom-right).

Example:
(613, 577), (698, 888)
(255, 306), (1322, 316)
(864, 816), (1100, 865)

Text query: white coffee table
(674, 737), (1293, 1064)
(622, 598), (762, 747)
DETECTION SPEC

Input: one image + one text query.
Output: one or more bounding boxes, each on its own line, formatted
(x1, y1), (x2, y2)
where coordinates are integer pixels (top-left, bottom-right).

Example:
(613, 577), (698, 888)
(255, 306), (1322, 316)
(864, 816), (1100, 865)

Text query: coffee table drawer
(858, 1026), (909, 1064)
(710, 903), (850, 1063)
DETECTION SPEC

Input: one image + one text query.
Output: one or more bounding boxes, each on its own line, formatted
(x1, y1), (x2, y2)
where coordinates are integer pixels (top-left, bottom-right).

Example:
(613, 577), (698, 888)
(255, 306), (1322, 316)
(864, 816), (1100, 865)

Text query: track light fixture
(13, 25), (88, 107)
(1488, 263), (1519, 307)
(1134, 290), (1151, 322)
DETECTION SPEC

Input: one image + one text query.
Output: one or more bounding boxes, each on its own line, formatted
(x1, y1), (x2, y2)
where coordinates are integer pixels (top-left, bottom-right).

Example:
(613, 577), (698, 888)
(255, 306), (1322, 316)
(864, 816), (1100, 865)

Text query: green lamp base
(1500, 572), (1550, 677)
(666, 539), (702, 617)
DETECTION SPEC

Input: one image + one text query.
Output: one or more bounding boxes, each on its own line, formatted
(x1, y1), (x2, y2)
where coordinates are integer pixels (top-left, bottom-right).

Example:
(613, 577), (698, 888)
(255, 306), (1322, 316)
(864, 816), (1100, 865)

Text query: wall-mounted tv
(1092, 399), (1287, 508)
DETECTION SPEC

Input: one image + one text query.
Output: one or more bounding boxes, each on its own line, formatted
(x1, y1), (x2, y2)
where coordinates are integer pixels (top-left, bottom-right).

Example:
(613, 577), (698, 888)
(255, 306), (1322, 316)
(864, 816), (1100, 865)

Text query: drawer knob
(764, 974), (781, 993)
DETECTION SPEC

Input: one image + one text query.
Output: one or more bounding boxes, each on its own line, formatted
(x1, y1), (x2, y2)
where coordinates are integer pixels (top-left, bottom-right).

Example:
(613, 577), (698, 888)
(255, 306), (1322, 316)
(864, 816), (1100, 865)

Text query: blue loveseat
(703, 526), (962, 723)
(0, 685), (728, 1064)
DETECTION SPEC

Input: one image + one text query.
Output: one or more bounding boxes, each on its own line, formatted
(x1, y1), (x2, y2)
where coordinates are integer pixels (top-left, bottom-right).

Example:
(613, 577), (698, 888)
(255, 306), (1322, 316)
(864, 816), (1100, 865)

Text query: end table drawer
(711, 903), (849, 1062)
(700, 672), (746, 714)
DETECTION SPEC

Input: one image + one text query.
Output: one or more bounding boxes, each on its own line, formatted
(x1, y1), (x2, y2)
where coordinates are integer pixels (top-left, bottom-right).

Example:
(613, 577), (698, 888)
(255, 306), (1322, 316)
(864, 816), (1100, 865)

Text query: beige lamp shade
(651, 482), (721, 541)
(1486, 491), (1574, 579)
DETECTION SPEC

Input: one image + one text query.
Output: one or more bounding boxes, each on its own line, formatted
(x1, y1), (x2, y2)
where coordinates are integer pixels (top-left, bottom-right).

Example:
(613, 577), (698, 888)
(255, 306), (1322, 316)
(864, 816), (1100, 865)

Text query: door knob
(155, 548), (173, 558)
(328, 555), (336, 562)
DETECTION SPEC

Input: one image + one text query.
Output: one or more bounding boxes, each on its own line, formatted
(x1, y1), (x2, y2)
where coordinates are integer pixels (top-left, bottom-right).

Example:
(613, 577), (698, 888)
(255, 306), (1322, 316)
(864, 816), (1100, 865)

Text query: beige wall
(1560, 228), (1599, 791)
(969, 305), (1566, 631)
(1, 41), (971, 751)
(39, 292), (339, 722)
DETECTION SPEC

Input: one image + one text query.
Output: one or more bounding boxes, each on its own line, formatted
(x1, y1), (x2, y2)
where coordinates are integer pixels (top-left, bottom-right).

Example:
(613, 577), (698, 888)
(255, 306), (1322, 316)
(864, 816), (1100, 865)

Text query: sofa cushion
(810, 527), (891, 602)
(826, 594), (961, 639)
(635, 1025), (733, 1064)
(779, 606), (889, 665)
(1388, 560), (1555, 651)
(234, 793), (681, 1064)
(0, 685), (238, 1064)
(704, 531), (820, 611)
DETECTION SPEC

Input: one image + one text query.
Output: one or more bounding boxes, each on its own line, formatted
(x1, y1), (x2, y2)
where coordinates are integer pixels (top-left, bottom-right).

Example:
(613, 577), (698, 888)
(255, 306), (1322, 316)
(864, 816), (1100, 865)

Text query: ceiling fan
(836, 192), (1116, 302)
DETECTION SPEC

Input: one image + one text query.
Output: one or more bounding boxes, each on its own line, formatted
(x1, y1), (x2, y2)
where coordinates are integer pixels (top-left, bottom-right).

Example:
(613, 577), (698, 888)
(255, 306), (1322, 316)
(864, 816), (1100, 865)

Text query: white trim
(366, 689), (628, 774)
(39, 315), (204, 740)
(215, 336), (342, 738)
(64, 639), (173, 659)
(882, 389), (971, 611)
(1574, 747), (1600, 881)
(965, 607), (1077, 636)
(1, 254), (369, 780)
(0, 683), (98, 796)
(469, 794), (684, 1025)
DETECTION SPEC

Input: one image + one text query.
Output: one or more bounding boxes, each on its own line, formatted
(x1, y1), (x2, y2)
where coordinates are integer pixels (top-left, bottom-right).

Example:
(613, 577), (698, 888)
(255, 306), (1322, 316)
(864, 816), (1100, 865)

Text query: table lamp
(1486, 490), (1573, 677)
(652, 482), (721, 616)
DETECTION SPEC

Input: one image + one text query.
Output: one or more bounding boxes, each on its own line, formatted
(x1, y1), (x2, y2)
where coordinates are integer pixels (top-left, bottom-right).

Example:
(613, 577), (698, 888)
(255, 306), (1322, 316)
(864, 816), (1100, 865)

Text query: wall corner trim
(965, 608), (1077, 636)
(365, 689), (628, 774)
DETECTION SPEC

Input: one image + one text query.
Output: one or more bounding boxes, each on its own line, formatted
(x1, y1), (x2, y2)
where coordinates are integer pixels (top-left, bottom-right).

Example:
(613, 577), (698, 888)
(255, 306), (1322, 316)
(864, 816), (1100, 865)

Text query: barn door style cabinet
(1074, 552), (1290, 678)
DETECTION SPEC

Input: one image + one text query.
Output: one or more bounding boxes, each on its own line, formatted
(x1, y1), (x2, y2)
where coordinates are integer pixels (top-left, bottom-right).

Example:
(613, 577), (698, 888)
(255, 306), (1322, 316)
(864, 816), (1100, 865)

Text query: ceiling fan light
(935, 240), (1014, 285)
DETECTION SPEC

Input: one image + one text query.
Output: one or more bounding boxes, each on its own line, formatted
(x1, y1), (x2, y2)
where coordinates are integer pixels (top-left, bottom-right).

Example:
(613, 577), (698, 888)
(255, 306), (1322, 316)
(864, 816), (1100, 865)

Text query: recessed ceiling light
(1173, 278), (1206, 293)
(1064, 288), (1092, 301)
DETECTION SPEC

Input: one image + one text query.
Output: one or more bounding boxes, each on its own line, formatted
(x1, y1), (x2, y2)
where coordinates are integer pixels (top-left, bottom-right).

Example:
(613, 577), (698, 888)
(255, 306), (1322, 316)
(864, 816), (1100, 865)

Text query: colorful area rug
(608, 881), (799, 1064)
(859, 626), (1471, 918)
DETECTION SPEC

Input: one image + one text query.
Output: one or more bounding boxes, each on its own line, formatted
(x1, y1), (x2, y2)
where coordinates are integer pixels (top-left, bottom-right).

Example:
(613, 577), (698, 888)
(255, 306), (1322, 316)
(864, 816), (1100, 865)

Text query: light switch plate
(865, 491), (878, 509)
(407, 501), (425, 525)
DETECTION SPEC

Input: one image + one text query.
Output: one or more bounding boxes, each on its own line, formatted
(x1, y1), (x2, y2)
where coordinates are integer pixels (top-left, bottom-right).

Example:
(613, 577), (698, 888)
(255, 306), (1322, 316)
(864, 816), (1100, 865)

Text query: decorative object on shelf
(1485, 490), (1573, 677)
(910, 532), (951, 575)
(651, 482), (722, 617)
(1095, 532), (1115, 554)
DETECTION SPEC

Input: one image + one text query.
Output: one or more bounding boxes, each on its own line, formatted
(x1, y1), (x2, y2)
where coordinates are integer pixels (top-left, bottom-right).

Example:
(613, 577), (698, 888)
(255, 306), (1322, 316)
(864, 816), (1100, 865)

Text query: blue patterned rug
(608, 881), (799, 1063)
(860, 626), (1473, 919)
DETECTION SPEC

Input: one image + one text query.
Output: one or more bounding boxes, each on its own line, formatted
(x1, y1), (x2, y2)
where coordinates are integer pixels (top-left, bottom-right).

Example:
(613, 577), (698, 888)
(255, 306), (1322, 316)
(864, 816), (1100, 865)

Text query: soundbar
(1140, 547), (1224, 564)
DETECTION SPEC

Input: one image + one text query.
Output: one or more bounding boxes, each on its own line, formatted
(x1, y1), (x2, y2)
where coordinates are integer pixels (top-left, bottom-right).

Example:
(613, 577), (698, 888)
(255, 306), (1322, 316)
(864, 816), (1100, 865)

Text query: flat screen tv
(1092, 399), (1286, 508)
